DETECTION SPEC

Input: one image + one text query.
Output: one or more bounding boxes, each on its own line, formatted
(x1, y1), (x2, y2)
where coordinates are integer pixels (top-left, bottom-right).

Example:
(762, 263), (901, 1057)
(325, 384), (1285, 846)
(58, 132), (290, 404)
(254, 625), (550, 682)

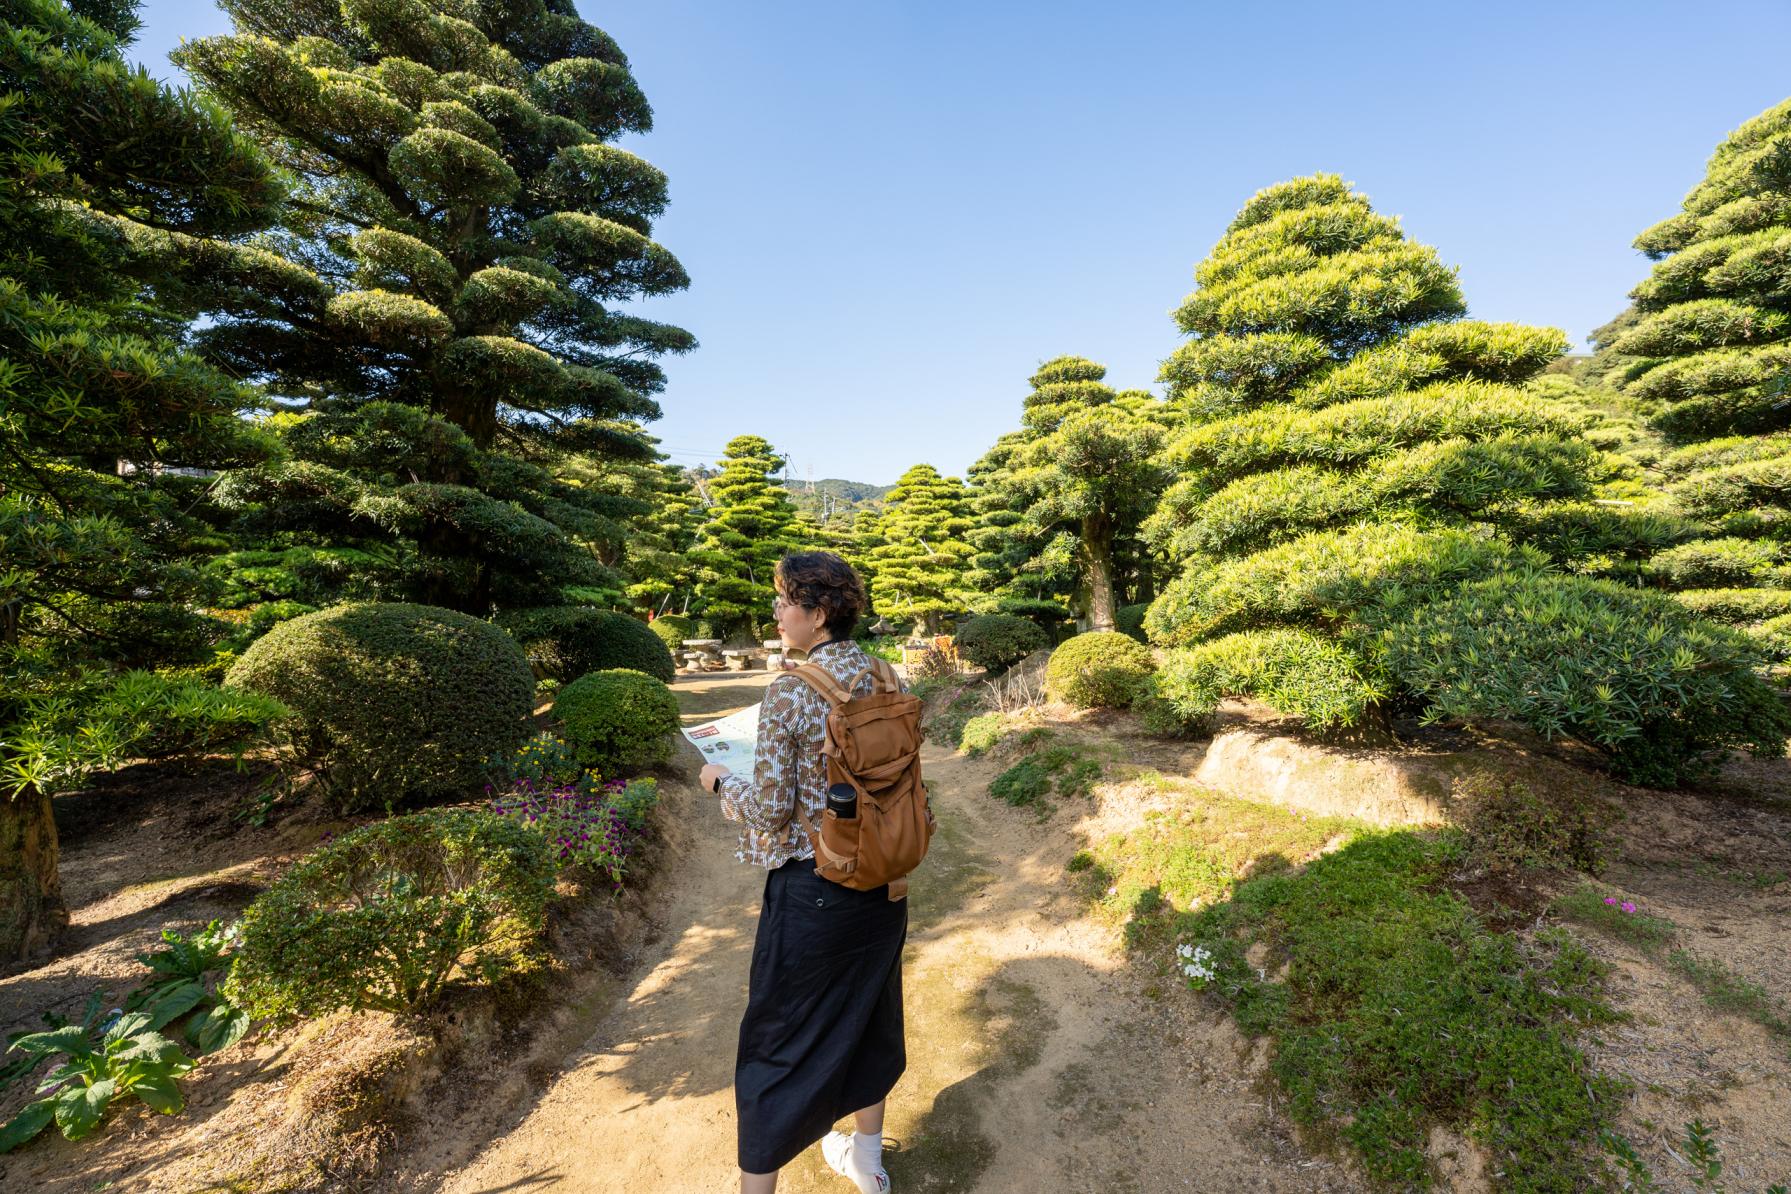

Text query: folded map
(681, 702), (761, 772)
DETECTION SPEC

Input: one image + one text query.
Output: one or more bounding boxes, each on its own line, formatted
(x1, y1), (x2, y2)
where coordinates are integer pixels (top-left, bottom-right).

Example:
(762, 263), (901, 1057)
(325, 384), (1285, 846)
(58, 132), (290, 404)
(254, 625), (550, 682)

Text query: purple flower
(1603, 897), (1618, 906)
(1620, 901), (1636, 914)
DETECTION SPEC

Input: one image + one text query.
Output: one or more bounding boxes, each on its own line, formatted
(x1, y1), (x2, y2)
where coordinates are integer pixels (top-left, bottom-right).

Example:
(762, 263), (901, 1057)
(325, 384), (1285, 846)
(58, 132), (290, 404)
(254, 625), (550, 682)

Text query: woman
(699, 551), (905, 1194)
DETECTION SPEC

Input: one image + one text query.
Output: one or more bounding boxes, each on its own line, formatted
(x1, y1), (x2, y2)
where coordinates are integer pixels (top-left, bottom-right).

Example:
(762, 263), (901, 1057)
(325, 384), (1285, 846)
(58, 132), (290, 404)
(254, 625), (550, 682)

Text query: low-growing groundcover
(1086, 802), (1627, 1192)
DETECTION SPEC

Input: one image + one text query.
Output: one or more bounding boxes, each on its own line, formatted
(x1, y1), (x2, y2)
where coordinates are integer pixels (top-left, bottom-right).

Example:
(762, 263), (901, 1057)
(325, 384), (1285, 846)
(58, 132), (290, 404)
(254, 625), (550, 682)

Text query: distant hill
(680, 468), (889, 521)
(779, 477), (891, 521)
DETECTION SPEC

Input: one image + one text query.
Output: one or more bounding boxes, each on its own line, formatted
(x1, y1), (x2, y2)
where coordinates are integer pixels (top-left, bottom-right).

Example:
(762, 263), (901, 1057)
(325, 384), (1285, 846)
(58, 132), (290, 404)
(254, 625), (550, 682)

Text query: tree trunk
(1082, 515), (1117, 633)
(1, 785), (67, 964)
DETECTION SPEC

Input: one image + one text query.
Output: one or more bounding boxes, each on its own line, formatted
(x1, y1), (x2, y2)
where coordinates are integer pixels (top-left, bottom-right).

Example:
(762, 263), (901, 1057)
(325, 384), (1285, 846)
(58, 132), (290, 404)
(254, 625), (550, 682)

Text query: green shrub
(990, 755), (1053, 806)
(499, 606), (675, 683)
(225, 810), (555, 1020)
(989, 744), (1102, 806)
(954, 613), (1048, 674)
(923, 686), (986, 747)
(992, 596), (1070, 627)
(1673, 586), (1791, 624)
(1046, 631), (1156, 709)
(647, 613), (695, 654)
(552, 668), (681, 776)
(860, 636), (904, 665)
(225, 602), (533, 809)
(1386, 573), (1791, 786)
(958, 712), (1007, 755)
(1149, 628), (1391, 731)
(7, 669), (291, 799)
(1132, 674), (1211, 739)
(1115, 603), (1150, 642)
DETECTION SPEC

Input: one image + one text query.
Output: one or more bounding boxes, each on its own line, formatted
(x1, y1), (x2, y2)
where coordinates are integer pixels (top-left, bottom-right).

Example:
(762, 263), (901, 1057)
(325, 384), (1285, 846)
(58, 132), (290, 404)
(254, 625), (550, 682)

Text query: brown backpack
(789, 657), (935, 901)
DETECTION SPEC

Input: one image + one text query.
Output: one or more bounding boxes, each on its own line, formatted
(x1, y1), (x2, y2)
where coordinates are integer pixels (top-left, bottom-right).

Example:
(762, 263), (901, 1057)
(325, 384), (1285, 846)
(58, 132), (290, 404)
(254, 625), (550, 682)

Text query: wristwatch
(707, 773), (722, 794)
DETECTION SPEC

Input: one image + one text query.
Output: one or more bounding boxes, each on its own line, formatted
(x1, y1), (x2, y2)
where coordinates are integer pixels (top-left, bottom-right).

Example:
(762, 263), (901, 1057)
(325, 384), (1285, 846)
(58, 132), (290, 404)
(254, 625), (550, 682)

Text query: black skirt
(735, 855), (908, 1174)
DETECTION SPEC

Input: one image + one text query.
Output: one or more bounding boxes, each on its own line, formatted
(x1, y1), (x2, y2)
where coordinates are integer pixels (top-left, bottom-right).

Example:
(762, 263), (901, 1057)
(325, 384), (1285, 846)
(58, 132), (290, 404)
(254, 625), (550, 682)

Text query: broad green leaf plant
(0, 1013), (193, 1151)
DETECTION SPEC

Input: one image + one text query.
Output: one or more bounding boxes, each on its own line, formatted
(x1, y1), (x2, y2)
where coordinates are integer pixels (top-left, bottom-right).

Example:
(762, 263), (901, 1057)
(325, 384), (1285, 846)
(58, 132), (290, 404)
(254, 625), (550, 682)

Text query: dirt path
(439, 673), (1356, 1194)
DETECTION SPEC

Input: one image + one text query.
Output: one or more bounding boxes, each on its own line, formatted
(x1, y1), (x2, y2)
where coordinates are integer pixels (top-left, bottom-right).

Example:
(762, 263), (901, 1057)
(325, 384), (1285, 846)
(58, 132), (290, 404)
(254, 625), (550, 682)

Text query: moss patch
(1088, 787), (1623, 1192)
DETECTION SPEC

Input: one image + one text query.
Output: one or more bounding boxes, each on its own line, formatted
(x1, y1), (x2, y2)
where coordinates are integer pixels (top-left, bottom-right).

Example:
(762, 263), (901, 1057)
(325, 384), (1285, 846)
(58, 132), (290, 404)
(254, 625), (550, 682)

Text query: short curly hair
(775, 551), (866, 641)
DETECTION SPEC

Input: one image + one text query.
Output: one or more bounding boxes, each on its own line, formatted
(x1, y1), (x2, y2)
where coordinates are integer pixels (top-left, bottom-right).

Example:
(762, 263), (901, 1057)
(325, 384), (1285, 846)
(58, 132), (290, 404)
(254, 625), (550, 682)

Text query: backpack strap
(789, 662), (852, 706)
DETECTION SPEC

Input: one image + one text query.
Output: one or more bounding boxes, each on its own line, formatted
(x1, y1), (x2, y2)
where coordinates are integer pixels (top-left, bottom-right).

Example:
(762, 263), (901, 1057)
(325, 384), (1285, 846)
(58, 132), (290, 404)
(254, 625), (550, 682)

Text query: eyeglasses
(772, 597), (813, 616)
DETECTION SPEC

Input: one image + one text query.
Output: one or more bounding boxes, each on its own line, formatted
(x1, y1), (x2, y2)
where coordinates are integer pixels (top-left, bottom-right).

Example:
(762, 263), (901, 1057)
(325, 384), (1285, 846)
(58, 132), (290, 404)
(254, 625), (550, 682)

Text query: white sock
(852, 1129), (883, 1172)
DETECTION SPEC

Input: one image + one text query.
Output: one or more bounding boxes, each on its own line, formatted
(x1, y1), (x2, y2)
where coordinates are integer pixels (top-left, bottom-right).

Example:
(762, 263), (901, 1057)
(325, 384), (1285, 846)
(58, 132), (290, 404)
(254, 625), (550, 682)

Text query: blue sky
(132, 0), (1791, 486)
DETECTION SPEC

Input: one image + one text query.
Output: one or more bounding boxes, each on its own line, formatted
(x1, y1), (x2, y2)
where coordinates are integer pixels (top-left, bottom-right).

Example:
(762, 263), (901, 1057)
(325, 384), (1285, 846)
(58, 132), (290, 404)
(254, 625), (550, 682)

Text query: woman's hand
(699, 763), (733, 793)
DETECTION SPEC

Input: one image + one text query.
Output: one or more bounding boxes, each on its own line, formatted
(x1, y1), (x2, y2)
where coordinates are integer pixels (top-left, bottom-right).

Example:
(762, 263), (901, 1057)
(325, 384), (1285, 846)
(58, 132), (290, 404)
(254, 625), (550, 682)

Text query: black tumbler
(826, 782), (858, 819)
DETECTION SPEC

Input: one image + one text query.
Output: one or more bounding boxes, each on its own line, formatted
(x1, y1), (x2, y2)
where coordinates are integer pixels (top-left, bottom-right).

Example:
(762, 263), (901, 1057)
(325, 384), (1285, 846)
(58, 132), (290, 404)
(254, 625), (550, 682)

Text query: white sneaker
(821, 1130), (890, 1193)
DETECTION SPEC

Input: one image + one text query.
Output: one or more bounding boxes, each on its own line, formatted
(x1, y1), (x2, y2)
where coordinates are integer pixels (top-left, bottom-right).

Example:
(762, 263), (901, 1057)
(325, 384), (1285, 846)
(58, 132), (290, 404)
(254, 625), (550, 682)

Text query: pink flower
(1604, 897), (1618, 906)
(1620, 901), (1636, 914)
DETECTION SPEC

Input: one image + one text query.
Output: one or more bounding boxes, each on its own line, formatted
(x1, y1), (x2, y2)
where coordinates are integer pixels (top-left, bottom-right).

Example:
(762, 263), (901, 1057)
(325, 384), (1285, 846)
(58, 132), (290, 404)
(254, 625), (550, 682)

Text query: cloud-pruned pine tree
(0, 0), (279, 960)
(162, 0), (693, 614)
(964, 430), (1077, 622)
(691, 436), (800, 639)
(1144, 175), (1787, 782)
(867, 465), (974, 638)
(966, 358), (1167, 631)
(1594, 99), (1791, 658)
(557, 439), (704, 619)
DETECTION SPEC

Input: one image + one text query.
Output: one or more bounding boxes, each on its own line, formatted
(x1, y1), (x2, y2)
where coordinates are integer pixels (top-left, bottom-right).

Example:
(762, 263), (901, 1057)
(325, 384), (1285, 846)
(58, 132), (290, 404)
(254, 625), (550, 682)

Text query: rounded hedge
(954, 613), (1048, 674)
(499, 606), (675, 683)
(648, 613), (695, 655)
(1047, 631), (1157, 709)
(224, 809), (556, 1021)
(225, 602), (534, 809)
(552, 668), (681, 776)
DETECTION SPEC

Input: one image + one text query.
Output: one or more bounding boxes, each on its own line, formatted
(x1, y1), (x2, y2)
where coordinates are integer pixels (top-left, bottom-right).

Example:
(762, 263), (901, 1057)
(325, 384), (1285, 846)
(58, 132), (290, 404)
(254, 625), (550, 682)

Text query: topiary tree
(0, 0), (281, 962)
(690, 436), (801, 639)
(1013, 360), (1169, 631)
(226, 602), (534, 809)
(169, 0), (693, 616)
(225, 809), (556, 1020)
(954, 613), (1048, 674)
(1142, 175), (1612, 726)
(209, 401), (623, 616)
(1046, 631), (1156, 709)
(498, 606), (674, 682)
(867, 464), (974, 638)
(1141, 175), (1785, 777)
(1589, 99), (1791, 656)
(965, 361), (1170, 628)
(552, 668), (680, 776)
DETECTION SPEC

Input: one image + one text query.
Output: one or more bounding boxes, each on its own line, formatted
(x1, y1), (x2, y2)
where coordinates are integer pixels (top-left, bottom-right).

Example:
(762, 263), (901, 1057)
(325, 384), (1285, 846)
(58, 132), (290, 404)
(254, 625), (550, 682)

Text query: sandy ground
(438, 671), (1357, 1194)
